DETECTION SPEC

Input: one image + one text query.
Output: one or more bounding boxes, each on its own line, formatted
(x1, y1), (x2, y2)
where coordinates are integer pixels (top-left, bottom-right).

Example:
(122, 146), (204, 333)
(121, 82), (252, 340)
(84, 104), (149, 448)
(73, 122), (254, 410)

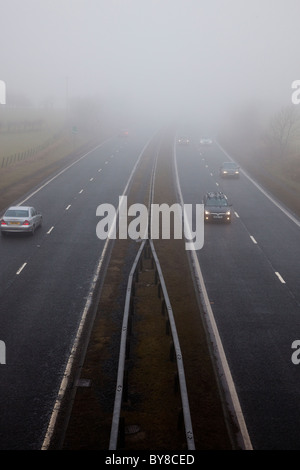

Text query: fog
(1, 0), (300, 128)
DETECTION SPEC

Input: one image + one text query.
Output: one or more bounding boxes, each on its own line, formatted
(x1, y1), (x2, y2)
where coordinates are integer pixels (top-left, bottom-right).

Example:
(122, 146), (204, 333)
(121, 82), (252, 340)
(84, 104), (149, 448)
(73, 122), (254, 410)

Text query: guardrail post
(166, 318), (170, 335)
(174, 371), (179, 393)
(118, 416), (125, 449)
(161, 299), (166, 315)
(177, 408), (183, 430)
(126, 337), (130, 359)
(154, 268), (158, 285)
(130, 291), (135, 315)
(169, 341), (175, 362)
(144, 242), (151, 260)
(150, 252), (154, 269)
(123, 370), (128, 403)
(158, 282), (161, 298)
(127, 315), (132, 336)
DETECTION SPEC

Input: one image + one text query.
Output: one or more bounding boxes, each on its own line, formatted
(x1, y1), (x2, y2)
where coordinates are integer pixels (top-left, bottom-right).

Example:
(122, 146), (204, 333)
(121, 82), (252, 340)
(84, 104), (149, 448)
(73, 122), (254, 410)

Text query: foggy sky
(1, 0), (300, 123)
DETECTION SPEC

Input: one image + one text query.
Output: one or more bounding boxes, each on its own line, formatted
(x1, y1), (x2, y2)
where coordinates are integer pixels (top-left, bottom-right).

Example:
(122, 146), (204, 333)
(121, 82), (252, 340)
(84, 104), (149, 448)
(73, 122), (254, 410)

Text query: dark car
(119, 129), (129, 137)
(203, 191), (232, 223)
(177, 136), (190, 145)
(220, 161), (240, 178)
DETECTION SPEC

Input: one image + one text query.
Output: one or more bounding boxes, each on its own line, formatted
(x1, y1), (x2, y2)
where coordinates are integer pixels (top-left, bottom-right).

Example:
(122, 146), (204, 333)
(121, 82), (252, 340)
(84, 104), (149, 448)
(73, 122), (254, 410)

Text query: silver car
(200, 137), (213, 145)
(0, 206), (42, 235)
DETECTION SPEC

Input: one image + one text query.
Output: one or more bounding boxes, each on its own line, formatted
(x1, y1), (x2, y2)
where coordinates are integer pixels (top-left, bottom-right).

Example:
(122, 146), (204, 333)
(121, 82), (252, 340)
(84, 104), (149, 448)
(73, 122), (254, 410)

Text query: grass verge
(0, 111), (112, 212)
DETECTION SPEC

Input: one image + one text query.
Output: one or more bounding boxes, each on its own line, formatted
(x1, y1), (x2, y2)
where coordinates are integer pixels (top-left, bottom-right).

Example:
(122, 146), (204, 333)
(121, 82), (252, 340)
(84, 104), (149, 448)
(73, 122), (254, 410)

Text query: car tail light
(0, 219), (7, 226)
(22, 220), (30, 226)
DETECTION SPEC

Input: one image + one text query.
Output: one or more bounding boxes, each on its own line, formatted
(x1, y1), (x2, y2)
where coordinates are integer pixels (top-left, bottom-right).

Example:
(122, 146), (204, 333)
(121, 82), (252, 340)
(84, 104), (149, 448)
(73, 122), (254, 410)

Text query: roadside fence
(1, 131), (63, 169)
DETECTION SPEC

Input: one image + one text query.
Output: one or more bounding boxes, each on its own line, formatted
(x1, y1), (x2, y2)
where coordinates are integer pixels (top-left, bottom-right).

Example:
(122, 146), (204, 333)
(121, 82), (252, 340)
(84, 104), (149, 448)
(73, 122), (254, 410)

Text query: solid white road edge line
(16, 263), (27, 275)
(40, 236), (111, 450)
(217, 142), (300, 229)
(18, 139), (112, 206)
(275, 272), (286, 284)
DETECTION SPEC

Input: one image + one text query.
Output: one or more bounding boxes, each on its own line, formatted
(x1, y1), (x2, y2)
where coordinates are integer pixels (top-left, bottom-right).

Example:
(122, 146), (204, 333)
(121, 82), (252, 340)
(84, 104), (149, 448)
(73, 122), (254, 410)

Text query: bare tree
(266, 105), (300, 159)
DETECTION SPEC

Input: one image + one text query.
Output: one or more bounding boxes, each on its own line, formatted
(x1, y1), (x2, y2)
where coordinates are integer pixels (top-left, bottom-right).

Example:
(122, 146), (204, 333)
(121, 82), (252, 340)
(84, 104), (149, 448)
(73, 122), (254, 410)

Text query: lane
(0, 130), (154, 449)
(175, 134), (300, 449)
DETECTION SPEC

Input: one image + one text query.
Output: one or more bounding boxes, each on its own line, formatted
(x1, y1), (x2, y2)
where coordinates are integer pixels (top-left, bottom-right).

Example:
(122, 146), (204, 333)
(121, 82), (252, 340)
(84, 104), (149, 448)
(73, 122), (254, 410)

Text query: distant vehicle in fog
(177, 136), (190, 145)
(119, 129), (129, 137)
(219, 161), (240, 178)
(200, 137), (213, 145)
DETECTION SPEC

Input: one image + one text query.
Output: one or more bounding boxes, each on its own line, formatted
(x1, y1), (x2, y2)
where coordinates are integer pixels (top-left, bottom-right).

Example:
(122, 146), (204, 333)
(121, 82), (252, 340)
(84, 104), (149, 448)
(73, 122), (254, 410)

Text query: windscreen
(5, 209), (29, 217)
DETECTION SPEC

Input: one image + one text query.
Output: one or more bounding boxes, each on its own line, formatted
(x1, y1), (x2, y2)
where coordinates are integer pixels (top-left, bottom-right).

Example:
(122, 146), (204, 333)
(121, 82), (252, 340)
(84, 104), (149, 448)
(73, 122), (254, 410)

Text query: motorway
(176, 134), (300, 450)
(0, 129), (155, 450)
(1, 126), (300, 450)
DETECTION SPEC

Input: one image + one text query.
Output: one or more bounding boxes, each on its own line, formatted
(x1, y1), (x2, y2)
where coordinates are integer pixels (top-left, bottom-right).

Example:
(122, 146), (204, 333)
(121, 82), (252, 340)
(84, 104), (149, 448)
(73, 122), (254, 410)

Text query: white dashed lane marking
(16, 263), (27, 275)
(275, 272), (286, 284)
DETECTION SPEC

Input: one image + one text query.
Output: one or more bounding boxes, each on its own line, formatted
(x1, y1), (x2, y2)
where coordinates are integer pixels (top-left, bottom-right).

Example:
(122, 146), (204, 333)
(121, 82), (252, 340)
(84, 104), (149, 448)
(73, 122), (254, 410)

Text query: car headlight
(226, 211), (231, 215)
(205, 210), (210, 215)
